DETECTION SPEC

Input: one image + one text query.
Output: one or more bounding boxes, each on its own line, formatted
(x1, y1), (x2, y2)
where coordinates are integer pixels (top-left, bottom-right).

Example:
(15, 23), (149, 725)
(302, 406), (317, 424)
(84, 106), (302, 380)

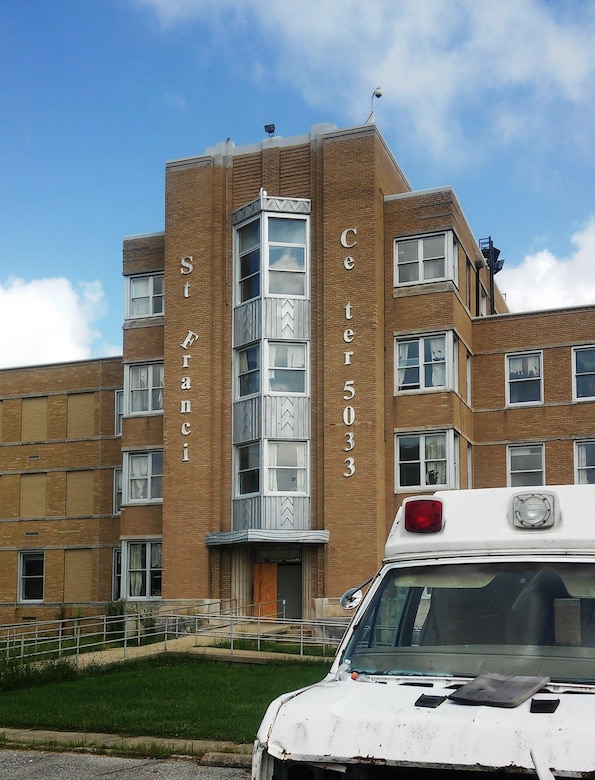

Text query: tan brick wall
(0, 357), (123, 622)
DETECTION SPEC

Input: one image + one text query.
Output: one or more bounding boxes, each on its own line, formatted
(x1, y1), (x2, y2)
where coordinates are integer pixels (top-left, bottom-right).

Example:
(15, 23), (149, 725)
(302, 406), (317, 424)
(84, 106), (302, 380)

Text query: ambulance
(252, 485), (595, 780)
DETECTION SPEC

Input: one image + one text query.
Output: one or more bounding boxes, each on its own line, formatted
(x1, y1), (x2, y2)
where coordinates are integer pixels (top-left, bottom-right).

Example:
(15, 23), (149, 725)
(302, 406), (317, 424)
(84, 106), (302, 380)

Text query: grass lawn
(0, 654), (330, 744)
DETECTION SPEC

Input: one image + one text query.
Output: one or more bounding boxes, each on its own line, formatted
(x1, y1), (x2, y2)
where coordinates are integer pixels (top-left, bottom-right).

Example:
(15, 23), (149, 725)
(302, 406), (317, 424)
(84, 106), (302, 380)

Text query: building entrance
(252, 548), (302, 619)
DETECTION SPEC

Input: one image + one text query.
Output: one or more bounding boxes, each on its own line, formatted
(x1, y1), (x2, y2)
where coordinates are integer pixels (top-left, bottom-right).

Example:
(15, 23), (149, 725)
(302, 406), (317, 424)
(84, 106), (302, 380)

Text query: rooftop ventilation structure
(480, 236), (505, 314)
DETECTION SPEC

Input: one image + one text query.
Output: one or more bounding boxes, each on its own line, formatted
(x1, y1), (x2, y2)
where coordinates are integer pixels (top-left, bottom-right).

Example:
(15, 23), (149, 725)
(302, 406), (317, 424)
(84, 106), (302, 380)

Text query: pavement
(0, 635), (331, 768)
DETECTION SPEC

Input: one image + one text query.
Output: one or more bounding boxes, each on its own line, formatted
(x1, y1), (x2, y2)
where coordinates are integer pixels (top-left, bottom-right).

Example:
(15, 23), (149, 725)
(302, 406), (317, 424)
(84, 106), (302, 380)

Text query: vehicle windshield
(342, 561), (595, 684)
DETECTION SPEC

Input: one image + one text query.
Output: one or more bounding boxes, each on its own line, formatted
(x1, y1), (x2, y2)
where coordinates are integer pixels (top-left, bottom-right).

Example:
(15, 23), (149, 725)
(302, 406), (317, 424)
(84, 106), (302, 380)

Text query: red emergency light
(404, 499), (443, 533)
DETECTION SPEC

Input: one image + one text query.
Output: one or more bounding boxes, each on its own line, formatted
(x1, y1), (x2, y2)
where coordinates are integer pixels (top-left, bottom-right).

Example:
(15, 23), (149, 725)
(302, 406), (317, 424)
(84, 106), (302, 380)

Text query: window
(238, 219), (260, 303)
(19, 551), (44, 602)
(115, 390), (123, 435)
(235, 214), (309, 303)
(127, 363), (164, 414)
(126, 451), (163, 502)
(268, 342), (306, 393)
(127, 274), (164, 318)
(506, 352), (543, 406)
(508, 444), (544, 487)
(114, 468), (123, 513)
(268, 441), (308, 493)
(394, 232), (456, 286)
(268, 217), (307, 296)
(576, 441), (595, 484)
(124, 541), (162, 599)
(574, 347), (595, 400)
(395, 430), (458, 490)
(112, 548), (122, 600)
(237, 442), (260, 495)
(237, 345), (260, 397)
(395, 333), (452, 392)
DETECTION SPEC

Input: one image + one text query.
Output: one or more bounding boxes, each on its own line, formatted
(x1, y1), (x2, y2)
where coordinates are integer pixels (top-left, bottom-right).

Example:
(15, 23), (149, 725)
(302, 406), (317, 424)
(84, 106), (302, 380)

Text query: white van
(252, 486), (595, 780)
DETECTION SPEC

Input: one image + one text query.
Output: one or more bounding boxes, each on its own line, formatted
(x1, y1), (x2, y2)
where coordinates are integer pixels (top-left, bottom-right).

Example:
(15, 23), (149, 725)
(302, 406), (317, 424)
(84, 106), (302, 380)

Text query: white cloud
(133, 0), (595, 162)
(497, 219), (595, 312)
(0, 278), (108, 369)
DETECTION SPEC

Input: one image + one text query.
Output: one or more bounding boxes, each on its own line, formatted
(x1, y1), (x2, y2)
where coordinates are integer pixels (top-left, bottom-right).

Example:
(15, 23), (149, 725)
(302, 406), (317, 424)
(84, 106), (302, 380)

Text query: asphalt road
(0, 750), (251, 779)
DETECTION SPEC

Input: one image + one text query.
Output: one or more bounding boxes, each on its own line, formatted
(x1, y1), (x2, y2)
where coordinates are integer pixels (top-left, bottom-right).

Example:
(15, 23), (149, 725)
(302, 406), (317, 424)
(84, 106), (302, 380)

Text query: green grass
(0, 653), (330, 744)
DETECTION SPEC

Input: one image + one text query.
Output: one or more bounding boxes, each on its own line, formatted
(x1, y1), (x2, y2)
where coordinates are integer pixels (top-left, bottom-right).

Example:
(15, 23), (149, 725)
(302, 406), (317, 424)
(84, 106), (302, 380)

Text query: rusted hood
(260, 677), (595, 776)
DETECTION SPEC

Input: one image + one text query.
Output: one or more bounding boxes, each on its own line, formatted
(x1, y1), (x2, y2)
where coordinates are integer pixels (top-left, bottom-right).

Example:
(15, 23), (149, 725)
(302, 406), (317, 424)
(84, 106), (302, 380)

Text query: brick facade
(1, 123), (594, 623)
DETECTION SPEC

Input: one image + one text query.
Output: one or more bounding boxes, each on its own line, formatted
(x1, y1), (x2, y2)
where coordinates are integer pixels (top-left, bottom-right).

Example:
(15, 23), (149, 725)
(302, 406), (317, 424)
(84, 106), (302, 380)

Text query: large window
(395, 333), (455, 392)
(268, 441), (308, 493)
(394, 233), (456, 286)
(396, 431), (457, 490)
(238, 219), (260, 303)
(126, 451), (163, 502)
(19, 551), (44, 602)
(268, 342), (307, 393)
(124, 541), (162, 599)
(236, 214), (308, 303)
(268, 217), (307, 296)
(237, 345), (260, 398)
(127, 274), (164, 318)
(575, 440), (595, 484)
(508, 444), (544, 487)
(506, 352), (543, 406)
(127, 363), (164, 414)
(573, 347), (595, 401)
(237, 442), (260, 496)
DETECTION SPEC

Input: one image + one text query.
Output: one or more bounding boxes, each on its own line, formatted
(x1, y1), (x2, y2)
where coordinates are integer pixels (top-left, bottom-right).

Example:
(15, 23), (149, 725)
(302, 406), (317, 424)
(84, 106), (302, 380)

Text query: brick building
(1, 122), (594, 623)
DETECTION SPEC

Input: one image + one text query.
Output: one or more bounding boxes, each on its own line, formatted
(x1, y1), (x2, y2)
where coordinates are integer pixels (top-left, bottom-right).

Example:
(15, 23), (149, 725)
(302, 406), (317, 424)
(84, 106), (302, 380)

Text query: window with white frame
(114, 390), (123, 435)
(19, 551), (44, 602)
(236, 214), (309, 303)
(237, 345), (260, 398)
(112, 548), (122, 600)
(508, 444), (544, 487)
(126, 451), (163, 502)
(395, 333), (455, 392)
(394, 232), (456, 286)
(113, 468), (122, 513)
(124, 540), (162, 599)
(506, 352), (543, 405)
(268, 342), (306, 393)
(237, 219), (261, 303)
(127, 274), (164, 318)
(575, 440), (595, 484)
(268, 440), (308, 493)
(395, 430), (458, 490)
(237, 442), (260, 496)
(127, 363), (164, 414)
(268, 217), (307, 296)
(573, 347), (595, 400)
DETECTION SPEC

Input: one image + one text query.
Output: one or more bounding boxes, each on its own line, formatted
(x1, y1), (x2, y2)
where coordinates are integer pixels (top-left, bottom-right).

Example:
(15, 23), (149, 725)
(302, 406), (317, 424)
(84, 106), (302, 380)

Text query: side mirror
(339, 574), (375, 610)
(340, 587), (364, 610)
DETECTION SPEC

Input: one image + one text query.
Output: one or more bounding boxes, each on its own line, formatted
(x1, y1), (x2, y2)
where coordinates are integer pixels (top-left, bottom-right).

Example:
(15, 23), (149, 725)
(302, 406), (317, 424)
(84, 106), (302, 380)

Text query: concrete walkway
(1, 636), (331, 766)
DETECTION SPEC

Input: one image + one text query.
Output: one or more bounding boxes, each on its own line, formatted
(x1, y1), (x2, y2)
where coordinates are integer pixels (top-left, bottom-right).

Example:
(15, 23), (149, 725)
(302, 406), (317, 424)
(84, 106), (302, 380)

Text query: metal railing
(0, 602), (349, 665)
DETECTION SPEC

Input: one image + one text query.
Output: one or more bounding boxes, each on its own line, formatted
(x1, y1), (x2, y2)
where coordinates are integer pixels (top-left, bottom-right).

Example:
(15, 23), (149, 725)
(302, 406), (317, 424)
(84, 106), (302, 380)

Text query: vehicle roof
(385, 485), (595, 562)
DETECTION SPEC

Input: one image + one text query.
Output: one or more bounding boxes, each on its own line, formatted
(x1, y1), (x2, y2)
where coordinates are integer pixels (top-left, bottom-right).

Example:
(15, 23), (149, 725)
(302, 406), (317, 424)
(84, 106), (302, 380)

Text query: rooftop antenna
(366, 87), (382, 123)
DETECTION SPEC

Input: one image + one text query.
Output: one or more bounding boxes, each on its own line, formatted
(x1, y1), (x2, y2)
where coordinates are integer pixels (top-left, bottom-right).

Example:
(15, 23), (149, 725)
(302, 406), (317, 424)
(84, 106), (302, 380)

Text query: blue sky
(1, 0), (595, 368)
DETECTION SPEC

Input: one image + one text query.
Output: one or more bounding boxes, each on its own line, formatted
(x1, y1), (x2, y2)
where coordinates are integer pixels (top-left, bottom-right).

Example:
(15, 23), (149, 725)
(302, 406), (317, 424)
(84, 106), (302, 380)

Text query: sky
(1, 0), (595, 369)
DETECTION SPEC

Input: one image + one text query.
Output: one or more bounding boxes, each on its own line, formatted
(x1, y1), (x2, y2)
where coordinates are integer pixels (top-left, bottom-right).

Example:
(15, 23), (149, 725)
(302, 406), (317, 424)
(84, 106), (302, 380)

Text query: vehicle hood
(259, 676), (595, 776)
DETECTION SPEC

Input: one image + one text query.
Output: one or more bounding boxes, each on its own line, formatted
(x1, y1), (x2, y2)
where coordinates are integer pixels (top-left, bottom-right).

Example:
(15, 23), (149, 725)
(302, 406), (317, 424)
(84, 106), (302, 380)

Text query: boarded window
(22, 397), (48, 442)
(67, 393), (96, 438)
(64, 549), (93, 602)
(66, 471), (94, 516)
(20, 473), (47, 518)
